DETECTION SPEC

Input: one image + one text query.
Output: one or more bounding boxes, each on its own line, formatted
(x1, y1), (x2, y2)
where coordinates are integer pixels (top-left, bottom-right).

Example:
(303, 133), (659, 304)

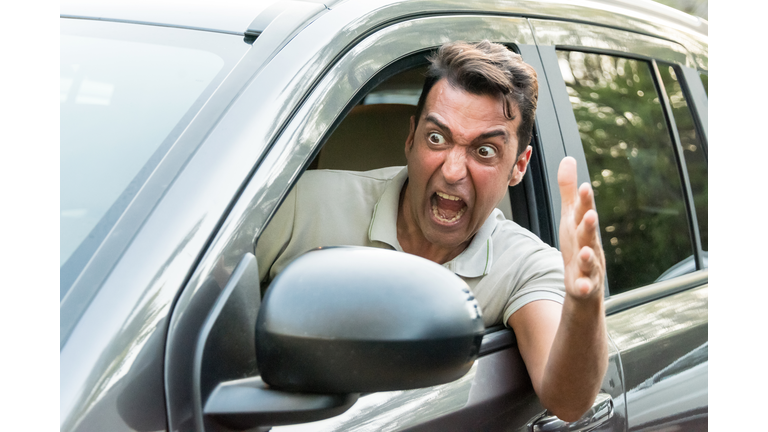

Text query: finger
(576, 209), (600, 249)
(574, 182), (595, 225)
(557, 157), (578, 217)
(577, 245), (599, 277)
(570, 247), (603, 298)
(571, 276), (595, 298)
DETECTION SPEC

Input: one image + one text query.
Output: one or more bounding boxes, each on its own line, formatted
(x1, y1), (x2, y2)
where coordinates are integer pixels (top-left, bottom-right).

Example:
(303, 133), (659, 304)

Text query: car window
(699, 72), (708, 96)
(556, 50), (694, 294)
(60, 19), (248, 300)
(362, 66), (428, 105)
(658, 62), (708, 253)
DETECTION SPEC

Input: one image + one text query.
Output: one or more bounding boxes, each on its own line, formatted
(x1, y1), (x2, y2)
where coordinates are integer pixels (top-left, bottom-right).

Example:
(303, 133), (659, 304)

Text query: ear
(508, 145), (532, 187)
(405, 115), (416, 157)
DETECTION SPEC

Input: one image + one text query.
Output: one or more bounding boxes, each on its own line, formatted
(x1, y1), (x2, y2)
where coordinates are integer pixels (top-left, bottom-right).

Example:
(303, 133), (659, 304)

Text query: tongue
(435, 195), (465, 220)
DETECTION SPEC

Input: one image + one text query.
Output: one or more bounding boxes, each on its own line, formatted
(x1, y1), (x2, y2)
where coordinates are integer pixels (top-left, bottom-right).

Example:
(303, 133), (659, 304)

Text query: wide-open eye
(477, 145), (497, 158)
(428, 132), (446, 145)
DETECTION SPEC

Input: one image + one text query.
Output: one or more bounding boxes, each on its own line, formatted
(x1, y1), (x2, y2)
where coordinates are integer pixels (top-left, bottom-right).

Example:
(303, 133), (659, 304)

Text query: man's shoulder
(294, 167), (405, 210)
(299, 167), (403, 190)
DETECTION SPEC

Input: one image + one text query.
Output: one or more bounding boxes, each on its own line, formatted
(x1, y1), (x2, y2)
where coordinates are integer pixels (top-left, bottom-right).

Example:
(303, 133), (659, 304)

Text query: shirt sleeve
(501, 243), (566, 327)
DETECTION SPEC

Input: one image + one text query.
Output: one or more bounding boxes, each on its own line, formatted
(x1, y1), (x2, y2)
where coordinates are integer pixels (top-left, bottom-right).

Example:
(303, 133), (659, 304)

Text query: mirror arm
(204, 376), (359, 429)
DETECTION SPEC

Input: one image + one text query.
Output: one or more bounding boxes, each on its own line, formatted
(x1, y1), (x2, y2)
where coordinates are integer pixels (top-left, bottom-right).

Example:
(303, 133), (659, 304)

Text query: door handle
(530, 393), (613, 432)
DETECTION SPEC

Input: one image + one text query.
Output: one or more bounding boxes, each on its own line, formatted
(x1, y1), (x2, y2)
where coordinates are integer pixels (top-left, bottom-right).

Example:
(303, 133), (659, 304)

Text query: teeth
(432, 204), (467, 223)
(436, 191), (462, 201)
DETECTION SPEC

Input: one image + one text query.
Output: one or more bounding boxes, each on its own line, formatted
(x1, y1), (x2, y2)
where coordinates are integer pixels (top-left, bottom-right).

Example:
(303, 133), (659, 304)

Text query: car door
(531, 19), (708, 431)
(164, 6), (627, 431)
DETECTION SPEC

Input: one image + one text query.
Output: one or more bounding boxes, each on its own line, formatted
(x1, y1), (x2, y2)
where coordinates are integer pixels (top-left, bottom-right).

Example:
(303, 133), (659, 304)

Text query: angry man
(257, 40), (608, 421)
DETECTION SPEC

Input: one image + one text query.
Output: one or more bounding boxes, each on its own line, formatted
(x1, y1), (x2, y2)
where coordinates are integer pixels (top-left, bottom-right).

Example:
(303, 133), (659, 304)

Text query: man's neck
(396, 181), (471, 265)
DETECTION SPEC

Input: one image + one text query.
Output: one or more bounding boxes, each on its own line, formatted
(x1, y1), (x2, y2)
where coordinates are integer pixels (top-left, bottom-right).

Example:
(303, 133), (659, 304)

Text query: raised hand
(506, 157), (609, 421)
(557, 157), (606, 300)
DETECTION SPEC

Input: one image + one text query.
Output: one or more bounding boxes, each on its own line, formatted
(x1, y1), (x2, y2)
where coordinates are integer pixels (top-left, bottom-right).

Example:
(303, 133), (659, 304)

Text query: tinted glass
(699, 72), (708, 96)
(659, 63), (708, 252)
(60, 19), (249, 299)
(557, 51), (694, 293)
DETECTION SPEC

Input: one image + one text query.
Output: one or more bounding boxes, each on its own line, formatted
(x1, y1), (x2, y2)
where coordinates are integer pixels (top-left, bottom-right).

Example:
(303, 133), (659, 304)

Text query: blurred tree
(653, 0), (708, 20)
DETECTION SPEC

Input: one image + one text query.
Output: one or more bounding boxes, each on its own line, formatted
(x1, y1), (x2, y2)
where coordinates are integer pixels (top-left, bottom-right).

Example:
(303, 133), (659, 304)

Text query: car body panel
(607, 285), (708, 430)
(267, 342), (626, 431)
(60, 0), (708, 430)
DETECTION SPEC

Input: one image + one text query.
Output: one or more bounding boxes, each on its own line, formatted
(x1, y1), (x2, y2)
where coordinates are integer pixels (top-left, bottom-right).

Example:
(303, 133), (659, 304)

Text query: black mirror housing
(255, 246), (484, 394)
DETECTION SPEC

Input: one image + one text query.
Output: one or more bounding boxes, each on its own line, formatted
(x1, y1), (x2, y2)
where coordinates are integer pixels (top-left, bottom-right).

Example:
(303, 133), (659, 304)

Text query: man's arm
(509, 156), (608, 422)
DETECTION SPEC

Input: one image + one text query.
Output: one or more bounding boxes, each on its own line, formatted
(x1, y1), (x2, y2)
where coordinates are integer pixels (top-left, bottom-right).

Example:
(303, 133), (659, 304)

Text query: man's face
(402, 78), (532, 254)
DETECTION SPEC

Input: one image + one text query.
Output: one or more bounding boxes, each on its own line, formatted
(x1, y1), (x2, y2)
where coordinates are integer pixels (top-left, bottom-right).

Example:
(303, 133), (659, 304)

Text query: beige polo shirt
(256, 167), (565, 327)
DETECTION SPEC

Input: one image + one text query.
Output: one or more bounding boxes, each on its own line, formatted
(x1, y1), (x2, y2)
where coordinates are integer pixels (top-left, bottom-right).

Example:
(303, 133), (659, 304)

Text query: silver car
(60, 0), (708, 430)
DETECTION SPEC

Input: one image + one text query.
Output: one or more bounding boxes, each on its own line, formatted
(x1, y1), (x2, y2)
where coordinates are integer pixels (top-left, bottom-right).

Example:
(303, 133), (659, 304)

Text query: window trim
(652, 60), (705, 271)
(676, 65), (709, 155)
(605, 269), (707, 316)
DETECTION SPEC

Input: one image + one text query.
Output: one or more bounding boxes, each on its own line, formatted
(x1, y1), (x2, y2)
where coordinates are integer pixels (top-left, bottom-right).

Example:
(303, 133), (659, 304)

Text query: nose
(441, 147), (467, 184)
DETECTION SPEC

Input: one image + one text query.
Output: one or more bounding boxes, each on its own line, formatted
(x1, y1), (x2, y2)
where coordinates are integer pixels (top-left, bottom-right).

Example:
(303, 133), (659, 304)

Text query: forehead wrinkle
(424, 114), (454, 140)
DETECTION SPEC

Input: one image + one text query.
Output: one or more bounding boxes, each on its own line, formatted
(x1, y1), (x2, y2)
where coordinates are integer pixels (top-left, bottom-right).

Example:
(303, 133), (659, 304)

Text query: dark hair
(414, 40), (538, 157)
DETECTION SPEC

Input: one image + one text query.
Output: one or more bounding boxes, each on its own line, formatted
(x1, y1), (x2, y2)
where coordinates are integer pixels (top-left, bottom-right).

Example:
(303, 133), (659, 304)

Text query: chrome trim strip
(605, 269), (708, 316)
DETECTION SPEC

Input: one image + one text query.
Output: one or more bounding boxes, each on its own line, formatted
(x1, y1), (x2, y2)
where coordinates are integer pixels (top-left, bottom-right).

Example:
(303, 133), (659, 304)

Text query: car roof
(60, 0), (288, 35)
(60, 0), (707, 40)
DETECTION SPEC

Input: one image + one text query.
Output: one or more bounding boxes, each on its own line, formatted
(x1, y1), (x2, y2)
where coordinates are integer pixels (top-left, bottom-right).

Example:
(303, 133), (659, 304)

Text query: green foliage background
(652, 0), (708, 20)
(557, 51), (706, 293)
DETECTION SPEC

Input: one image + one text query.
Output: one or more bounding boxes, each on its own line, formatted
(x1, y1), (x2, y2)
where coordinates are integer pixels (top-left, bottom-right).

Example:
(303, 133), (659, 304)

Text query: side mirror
(256, 246), (485, 393)
(204, 246), (484, 429)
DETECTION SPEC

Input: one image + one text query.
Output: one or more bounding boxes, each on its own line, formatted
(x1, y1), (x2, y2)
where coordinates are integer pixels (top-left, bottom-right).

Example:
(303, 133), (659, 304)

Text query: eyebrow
(425, 114), (508, 144)
(425, 115), (453, 141)
(475, 129), (508, 144)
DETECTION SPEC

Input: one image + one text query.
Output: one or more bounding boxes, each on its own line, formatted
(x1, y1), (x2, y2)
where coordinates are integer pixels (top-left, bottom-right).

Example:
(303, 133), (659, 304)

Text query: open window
(276, 46), (555, 254)
(250, 42), (563, 432)
(165, 14), (567, 431)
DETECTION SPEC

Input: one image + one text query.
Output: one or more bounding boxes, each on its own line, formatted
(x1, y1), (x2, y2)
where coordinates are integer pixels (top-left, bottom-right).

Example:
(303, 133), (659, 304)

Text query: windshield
(61, 19), (249, 300)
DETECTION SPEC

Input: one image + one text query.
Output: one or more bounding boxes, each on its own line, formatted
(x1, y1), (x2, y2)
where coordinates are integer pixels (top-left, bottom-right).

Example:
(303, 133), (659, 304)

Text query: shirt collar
(368, 167), (501, 278)
(368, 167), (408, 252)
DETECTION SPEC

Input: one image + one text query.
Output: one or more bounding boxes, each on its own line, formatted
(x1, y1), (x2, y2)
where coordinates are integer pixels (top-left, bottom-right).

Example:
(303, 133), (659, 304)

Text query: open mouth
(431, 191), (468, 223)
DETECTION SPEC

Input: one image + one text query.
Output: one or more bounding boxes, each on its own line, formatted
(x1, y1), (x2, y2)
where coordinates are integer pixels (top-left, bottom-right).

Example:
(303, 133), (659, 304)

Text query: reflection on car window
(557, 51), (693, 294)
(60, 19), (248, 300)
(699, 72), (708, 96)
(659, 63), (708, 253)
